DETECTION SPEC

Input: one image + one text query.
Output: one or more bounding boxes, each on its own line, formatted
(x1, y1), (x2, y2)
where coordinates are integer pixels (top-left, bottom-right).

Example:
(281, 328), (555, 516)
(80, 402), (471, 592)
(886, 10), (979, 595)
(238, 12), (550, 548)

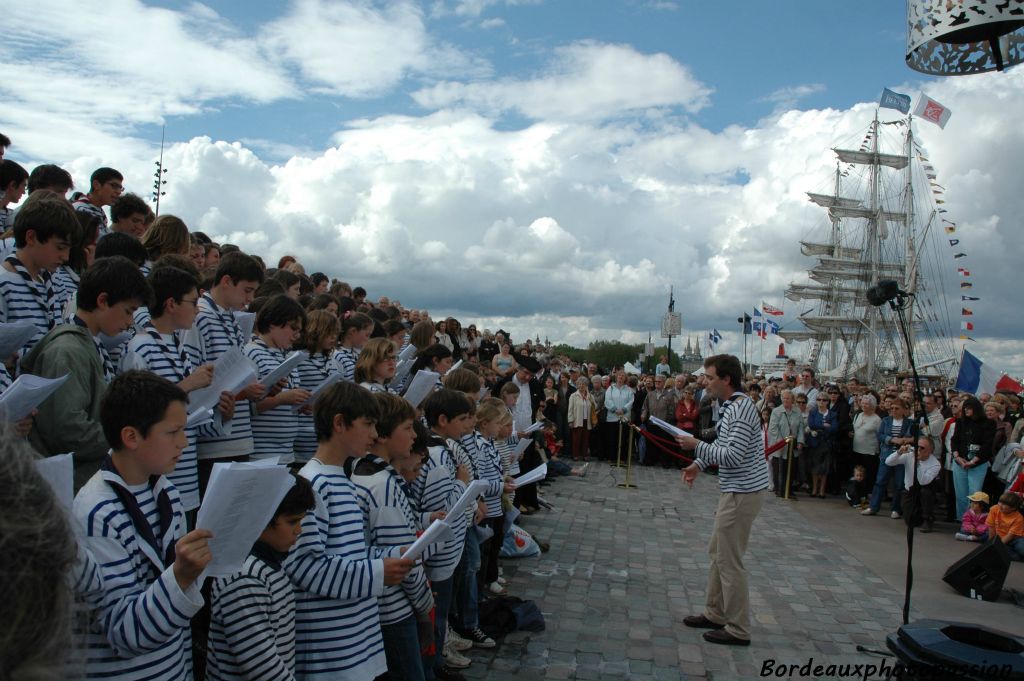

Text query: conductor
(676, 354), (770, 646)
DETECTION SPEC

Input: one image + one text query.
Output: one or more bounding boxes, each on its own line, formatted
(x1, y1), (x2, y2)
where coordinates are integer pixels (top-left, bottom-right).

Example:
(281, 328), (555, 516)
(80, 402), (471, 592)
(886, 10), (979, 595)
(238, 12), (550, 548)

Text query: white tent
(623, 362), (642, 375)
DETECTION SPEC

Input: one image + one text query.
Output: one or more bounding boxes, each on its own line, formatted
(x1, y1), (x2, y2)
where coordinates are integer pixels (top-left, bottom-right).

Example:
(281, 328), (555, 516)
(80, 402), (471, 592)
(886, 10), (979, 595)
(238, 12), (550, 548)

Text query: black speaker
(942, 538), (1011, 602)
(886, 619), (1024, 681)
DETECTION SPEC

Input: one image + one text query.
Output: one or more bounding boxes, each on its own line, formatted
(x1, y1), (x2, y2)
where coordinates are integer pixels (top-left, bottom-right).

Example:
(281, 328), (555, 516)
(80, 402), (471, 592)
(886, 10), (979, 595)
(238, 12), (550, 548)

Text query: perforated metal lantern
(907, 0), (1024, 75)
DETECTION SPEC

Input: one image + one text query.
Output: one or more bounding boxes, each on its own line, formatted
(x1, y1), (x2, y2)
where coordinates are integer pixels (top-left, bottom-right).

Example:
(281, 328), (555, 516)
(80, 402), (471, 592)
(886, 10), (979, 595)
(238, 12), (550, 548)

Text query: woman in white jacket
(567, 377), (597, 461)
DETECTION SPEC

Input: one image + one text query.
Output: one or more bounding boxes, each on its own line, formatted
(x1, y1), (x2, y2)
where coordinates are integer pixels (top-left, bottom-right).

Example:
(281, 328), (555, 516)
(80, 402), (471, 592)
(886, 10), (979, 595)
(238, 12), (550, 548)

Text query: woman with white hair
(852, 393), (883, 488)
(567, 377), (597, 461)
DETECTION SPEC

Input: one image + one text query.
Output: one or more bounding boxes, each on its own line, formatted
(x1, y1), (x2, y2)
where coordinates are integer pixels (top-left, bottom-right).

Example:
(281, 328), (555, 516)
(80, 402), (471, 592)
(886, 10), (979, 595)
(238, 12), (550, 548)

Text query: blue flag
(711, 328), (722, 344)
(880, 88), (911, 114)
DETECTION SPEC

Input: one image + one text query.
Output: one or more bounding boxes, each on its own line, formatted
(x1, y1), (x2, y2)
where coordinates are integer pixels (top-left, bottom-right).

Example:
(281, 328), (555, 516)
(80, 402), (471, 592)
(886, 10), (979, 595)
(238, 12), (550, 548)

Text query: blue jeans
(952, 461), (990, 521)
(382, 614), (426, 681)
(425, 576), (454, 677)
(453, 529), (481, 631)
(869, 462), (904, 513)
(1007, 537), (1024, 562)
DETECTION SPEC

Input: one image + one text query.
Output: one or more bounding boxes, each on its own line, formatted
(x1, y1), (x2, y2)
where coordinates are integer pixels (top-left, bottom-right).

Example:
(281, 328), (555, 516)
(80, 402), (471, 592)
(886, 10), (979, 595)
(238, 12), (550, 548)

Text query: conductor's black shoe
(702, 629), (750, 646)
(682, 614), (724, 630)
(435, 666), (467, 681)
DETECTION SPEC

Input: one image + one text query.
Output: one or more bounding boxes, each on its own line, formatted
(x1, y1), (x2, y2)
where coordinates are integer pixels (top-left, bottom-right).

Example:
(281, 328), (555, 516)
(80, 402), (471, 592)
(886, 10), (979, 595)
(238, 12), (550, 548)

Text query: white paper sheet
(392, 358), (413, 386)
(650, 416), (693, 439)
(196, 461), (294, 577)
(511, 438), (532, 458)
(398, 342), (417, 361)
(259, 350), (308, 387)
(444, 479), (488, 526)
(522, 421), (545, 434)
(0, 372), (71, 421)
(99, 330), (132, 351)
(0, 321), (38, 357)
(188, 348), (258, 415)
(186, 408), (214, 428)
(512, 463), (548, 488)
(402, 519), (449, 562)
(402, 370), (439, 408)
(445, 359), (463, 375)
(294, 372), (344, 411)
(233, 311), (256, 341)
(35, 452), (74, 512)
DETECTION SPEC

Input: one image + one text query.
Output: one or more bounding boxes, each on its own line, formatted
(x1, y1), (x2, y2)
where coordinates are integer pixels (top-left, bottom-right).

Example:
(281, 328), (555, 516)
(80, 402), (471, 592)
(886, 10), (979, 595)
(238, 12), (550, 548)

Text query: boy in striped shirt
(206, 473), (316, 681)
(410, 389), (475, 680)
(351, 392), (436, 681)
(73, 371), (213, 680)
(284, 381), (415, 680)
(0, 190), (77, 356)
(186, 251), (265, 491)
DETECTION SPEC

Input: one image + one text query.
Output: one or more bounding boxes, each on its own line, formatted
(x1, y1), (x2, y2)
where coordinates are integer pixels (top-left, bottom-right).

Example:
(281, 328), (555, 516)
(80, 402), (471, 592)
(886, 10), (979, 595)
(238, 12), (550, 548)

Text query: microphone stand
(886, 292), (927, 626)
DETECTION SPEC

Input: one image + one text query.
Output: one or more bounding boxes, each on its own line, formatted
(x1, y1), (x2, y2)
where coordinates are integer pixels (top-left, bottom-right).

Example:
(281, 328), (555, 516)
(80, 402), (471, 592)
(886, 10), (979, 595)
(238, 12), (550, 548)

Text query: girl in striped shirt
(474, 398), (516, 598)
(330, 311), (372, 382)
(355, 337), (398, 393)
(206, 473), (315, 681)
(294, 310), (340, 465)
(245, 295), (311, 464)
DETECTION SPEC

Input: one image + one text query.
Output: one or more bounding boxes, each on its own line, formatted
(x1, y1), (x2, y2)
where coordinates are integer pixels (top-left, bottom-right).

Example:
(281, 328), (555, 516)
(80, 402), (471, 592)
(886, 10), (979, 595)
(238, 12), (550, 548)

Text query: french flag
(954, 349), (1023, 396)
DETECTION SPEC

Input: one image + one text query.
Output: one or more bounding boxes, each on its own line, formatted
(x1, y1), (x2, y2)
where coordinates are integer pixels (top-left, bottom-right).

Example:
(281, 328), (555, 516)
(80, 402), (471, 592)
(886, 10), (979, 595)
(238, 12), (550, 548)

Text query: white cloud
(760, 83), (827, 111)
(412, 41), (713, 120)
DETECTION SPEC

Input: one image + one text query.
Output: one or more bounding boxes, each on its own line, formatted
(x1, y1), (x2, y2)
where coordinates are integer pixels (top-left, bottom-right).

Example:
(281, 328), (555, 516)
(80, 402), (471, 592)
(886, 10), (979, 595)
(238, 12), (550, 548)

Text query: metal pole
(618, 424), (639, 489)
(613, 419), (625, 468)
(783, 436), (796, 500)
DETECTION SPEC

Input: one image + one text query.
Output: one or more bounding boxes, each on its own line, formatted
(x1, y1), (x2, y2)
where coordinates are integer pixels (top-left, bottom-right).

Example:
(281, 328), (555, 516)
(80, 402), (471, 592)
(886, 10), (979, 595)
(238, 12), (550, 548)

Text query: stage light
(907, 0), (1024, 75)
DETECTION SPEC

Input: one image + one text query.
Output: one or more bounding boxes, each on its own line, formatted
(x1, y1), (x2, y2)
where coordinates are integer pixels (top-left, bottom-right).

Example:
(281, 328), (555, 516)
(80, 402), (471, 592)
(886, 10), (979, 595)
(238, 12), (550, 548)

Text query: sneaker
(443, 643), (472, 669)
(435, 666), (467, 681)
(579, 462), (590, 477)
(496, 575), (508, 586)
(891, 511), (902, 520)
(861, 508), (878, 516)
(487, 580), (507, 595)
(459, 626), (497, 649)
(446, 626), (473, 652)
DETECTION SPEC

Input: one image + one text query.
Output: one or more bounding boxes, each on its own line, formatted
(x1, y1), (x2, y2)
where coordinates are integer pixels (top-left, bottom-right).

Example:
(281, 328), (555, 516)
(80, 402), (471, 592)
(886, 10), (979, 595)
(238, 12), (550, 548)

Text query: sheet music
(259, 350), (308, 388)
(196, 461), (294, 577)
(188, 347), (257, 415)
(398, 343), (417, 362)
(512, 463), (547, 488)
(402, 519), (448, 562)
(0, 373), (70, 421)
(402, 370), (439, 408)
(650, 416), (693, 439)
(294, 372), (344, 411)
(35, 453), (74, 512)
(444, 479), (488, 526)
(0, 322), (38, 357)
(234, 311), (256, 341)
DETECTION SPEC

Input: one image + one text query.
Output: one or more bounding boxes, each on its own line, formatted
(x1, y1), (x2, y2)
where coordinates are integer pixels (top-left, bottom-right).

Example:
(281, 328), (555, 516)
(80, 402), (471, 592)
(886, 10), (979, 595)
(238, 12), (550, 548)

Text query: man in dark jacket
(492, 354), (545, 510)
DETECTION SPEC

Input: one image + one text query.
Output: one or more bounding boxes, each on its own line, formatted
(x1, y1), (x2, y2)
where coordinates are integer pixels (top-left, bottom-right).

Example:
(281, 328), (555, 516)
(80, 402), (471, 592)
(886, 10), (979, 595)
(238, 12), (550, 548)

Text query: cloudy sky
(3, 1), (1022, 376)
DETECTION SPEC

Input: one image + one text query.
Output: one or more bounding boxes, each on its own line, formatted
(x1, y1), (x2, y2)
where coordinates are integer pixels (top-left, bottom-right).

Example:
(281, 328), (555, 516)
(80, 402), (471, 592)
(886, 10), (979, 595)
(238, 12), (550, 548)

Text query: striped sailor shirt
(120, 325), (203, 511)
(293, 352), (332, 464)
(72, 467), (203, 680)
(206, 548), (297, 681)
(330, 346), (358, 382)
(0, 260), (62, 356)
(694, 393), (771, 494)
(350, 456), (434, 626)
(474, 433), (505, 518)
(285, 458), (386, 680)
(187, 293), (254, 460)
(245, 338), (300, 463)
(408, 439), (468, 582)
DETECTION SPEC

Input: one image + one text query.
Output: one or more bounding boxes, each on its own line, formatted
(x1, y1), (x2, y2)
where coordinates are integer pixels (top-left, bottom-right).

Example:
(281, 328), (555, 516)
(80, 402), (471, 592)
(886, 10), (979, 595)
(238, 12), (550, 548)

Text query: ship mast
(864, 113), (881, 382)
(828, 164), (841, 371)
(901, 115), (917, 373)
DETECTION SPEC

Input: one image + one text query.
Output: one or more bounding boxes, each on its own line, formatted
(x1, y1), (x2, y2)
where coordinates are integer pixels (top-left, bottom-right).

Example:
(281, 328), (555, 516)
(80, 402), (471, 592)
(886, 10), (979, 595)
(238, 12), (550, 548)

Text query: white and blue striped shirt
(187, 293), (253, 460)
(0, 263), (62, 356)
(285, 459), (386, 680)
(350, 456), (434, 626)
(120, 327), (203, 511)
(329, 346), (358, 383)
(694, 393), (772, 494)
(408, 439), (468, 582)
(207, 551), (297, 681)
(245, 339), (299, 464)
(294, 353), (332, 464)
(52, 266), (80, 317)
(73, 468), (203, 680)
(474, 433), (505, 519)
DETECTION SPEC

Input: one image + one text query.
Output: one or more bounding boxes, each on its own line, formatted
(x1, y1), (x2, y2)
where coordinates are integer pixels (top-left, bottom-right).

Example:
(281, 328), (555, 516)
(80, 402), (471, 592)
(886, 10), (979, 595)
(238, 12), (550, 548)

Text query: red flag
(761, 302), (784, 316)
(961, 321), (974, 331)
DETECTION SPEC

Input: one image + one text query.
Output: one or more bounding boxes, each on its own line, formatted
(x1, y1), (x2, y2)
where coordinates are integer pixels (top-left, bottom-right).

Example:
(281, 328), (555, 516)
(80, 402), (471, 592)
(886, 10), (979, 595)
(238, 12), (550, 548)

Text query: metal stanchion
(612, 419), (626, 468)
(618, 424), (639, 489)
(783, 436), (796, 501)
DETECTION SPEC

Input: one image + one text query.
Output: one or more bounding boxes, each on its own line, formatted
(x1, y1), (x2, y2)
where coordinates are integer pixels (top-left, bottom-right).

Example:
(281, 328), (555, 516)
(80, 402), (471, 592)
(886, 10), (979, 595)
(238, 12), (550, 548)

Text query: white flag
(913, 94), (952, 129)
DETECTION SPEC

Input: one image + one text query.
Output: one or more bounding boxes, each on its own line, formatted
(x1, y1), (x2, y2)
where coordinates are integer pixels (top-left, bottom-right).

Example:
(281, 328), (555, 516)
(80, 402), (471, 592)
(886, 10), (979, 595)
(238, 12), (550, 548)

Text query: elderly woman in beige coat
(568, 376), (597, 461)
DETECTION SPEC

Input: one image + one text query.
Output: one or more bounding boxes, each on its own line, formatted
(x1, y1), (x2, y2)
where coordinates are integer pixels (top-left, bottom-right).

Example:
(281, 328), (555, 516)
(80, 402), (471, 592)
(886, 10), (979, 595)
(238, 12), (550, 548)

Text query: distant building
(678, 335), (703, 374)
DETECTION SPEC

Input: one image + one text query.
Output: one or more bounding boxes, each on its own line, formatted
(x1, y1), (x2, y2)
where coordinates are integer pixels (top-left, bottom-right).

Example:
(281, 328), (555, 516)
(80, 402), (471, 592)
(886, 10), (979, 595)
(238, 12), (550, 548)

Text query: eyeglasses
(178, 298), (199, 307)
(816, 399), (829, 403)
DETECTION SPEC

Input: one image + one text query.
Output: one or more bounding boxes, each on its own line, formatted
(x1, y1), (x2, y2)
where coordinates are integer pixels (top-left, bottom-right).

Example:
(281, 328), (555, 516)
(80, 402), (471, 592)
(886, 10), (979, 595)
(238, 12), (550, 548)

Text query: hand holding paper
(259, 350), (309, 388)
(403, 370), (440, 408)
(188, 348), (257, 415)
(0, 373), (70, 422)
(511, 463), (547, 488)
(402, 519), (449, 562)
(650, 416), (693, 439)
(444, 480), (488, 525)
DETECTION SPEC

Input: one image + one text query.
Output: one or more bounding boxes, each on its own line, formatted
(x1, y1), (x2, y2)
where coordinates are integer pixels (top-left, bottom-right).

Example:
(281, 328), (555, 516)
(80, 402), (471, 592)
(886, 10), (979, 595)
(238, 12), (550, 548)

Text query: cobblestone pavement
(460, 461), (910, 680)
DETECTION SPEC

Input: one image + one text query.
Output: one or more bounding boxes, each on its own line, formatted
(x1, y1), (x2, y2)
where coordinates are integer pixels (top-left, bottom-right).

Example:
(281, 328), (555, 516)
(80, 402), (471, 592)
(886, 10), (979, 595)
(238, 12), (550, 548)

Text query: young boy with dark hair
(0, 191), (78, 354)
(284, 381), (415, 680)
(94, 230), (149, 266)
(121, 266), (223, 513)
(351, 392), (436, 681)
(27, 163), (74, 195)
(23, 255), (151, 487)
(186, 251), (265, 487)
(73, 370), (213, 678)
(109, 192), (152, 239)
(206, 472), (315, 680)
(413, 388), (475, 679)
(0, 159), (28, 234)
(245, 294), (310, 463)
(73, 166), (123, 235)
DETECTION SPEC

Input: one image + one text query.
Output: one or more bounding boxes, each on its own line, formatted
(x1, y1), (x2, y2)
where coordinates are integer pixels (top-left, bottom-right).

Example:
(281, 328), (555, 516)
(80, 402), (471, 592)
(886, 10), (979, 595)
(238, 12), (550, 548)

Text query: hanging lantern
(907, 0), (1024, 75)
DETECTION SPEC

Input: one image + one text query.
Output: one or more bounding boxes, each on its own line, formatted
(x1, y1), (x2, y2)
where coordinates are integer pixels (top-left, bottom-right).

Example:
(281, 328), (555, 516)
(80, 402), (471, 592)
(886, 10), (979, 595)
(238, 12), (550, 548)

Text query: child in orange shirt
(986, 492), (1024, 561)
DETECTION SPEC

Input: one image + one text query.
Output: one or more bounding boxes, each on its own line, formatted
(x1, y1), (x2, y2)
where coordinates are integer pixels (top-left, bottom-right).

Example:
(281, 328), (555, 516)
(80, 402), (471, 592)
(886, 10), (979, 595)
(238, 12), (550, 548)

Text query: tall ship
(778, 112), (960, 384)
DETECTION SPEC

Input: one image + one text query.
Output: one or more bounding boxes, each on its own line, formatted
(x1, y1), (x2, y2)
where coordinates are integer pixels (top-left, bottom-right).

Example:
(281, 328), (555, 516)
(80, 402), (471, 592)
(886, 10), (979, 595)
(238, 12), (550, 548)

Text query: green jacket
(21, 324), (108, 489)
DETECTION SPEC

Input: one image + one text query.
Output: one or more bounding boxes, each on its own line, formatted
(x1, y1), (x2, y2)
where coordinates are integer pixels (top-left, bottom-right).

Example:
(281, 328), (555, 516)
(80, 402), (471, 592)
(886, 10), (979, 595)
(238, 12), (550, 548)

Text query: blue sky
(3, 1), (1022, 376)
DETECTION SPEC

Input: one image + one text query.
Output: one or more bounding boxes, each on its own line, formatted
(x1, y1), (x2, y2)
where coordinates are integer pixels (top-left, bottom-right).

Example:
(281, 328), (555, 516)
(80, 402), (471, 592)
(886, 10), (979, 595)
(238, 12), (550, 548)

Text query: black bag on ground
(478, 595), (546, 637)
